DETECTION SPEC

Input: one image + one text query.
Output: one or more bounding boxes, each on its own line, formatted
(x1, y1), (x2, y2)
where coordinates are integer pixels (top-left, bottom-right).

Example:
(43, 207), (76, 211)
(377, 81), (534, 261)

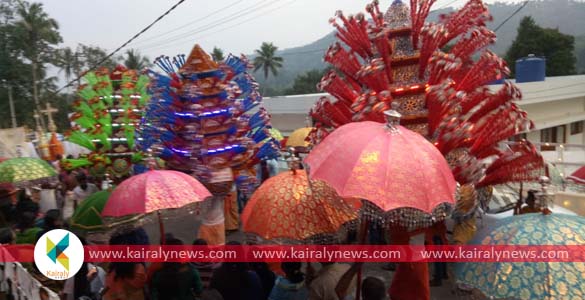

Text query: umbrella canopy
(70, 190), (111, 232)
(286, 127), (314, 148)
(0, 157), (57, 188)
(305, 121), (457, 213)
(568, 165), (585, 184)
(457, 213), (585, 300)
(102, 170), (212, 217)
(242, 169), (357, 242)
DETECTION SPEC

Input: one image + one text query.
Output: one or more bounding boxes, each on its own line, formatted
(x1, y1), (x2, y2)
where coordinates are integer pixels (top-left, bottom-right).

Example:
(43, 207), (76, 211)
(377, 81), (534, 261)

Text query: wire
(435, 0), (461, 10)
(139, 0), (295, 53)
(134, 0), (280, 49)
(493, 0), (530, 32)
(128, 0), (244, 46)
(54, 0), (188, 94)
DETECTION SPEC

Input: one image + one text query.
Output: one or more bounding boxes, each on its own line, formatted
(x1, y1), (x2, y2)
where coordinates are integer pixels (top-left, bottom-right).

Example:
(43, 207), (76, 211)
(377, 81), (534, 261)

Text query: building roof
(262, 75), (585, 114)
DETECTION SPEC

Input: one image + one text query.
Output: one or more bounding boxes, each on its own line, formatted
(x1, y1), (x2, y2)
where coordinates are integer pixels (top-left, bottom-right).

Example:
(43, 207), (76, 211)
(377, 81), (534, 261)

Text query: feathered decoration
(66, 65), (149, 181)
(310, 0), (544, 221)
(139, 45), (280, 193)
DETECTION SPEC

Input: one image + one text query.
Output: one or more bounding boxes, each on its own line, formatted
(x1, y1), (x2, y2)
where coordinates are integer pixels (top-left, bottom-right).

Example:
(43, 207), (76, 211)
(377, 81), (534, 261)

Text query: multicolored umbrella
(242, 169), (357, 243)
(101, 170), (212, 241)
(0, 157), (57, 188)
(70, 190), (111, 232)
(286, 127), (314, 148)
(305, 120), (457, 228)
(457, 213), (585, 300)
(102, 170), (211, 217)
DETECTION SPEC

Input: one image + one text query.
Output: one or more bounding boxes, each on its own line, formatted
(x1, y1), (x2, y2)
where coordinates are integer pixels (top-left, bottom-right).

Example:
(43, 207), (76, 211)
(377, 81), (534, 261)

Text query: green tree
(211, 46), (224, 62)
(505, 16), (577, 76)
(1, 0), (36, 128)
(253, 42), (283, 80)
(78, 44), (118, 70)
(285, 69), (325, 95)
(53, 46), (83, 85)
(12, 0), (61, 116)
(122, 49), (151, 70)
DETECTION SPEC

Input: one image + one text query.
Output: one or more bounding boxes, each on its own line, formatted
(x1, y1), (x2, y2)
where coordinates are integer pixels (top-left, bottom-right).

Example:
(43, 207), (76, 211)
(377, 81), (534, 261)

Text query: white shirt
(73, 183), (99, 205)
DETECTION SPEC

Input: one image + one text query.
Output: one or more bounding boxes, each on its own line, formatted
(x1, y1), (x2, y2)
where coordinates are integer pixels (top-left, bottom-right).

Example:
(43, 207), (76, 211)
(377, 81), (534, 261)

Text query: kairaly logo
(34, 229), (84, 280)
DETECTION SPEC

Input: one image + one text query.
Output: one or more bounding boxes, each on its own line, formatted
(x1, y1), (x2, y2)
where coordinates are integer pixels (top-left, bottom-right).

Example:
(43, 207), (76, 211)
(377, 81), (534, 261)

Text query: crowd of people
(0, 156), (391, 300)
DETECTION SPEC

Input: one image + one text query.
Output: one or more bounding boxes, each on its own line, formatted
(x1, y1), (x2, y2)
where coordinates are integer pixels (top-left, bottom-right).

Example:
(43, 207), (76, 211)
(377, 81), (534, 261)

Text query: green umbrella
(70, 190), (111, 232)
(456, 213), (585, 299)
(0, 157), (57, 188)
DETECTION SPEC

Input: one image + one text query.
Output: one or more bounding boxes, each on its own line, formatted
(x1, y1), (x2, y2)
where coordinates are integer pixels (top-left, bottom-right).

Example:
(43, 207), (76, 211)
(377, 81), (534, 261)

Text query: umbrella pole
(356, 217), (369, 300)
(158, 211), (165, 244)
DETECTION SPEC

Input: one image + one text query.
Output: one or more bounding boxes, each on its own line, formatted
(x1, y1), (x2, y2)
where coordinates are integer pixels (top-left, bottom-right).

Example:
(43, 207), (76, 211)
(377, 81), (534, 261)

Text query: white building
(262, 74), (585, 174)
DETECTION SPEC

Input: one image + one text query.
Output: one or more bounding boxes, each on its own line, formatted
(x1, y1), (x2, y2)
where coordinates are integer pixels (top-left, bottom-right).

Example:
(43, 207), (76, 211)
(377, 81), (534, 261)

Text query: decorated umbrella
(305, 110), (457, 229)
(242, 164), (357, 243)
(101, 170), (212, 242)
(286, 127), (314, 149)
(567, 165), (585, 184)
(70, 190), (111, 232)
(0, 157), (57, 188)
(457, 213), (585, 299)
(305, 109), (457, 300)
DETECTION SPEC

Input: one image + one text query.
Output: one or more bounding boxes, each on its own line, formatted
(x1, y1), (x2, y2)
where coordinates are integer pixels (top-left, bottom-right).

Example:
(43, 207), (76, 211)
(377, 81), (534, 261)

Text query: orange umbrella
(285, 127), (314, 148)
(242, 169), (357, 243)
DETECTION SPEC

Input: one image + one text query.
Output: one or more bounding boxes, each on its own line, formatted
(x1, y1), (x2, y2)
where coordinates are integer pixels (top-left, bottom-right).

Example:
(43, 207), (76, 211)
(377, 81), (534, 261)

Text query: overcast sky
(37, 0), (521, 60)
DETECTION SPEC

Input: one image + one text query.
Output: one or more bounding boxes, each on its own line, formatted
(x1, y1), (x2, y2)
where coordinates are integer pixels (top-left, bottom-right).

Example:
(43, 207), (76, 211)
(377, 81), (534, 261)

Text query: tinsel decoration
(65, 65), (149, 181)
(139, 45), (280, 194)
(310, 0), (544, 224)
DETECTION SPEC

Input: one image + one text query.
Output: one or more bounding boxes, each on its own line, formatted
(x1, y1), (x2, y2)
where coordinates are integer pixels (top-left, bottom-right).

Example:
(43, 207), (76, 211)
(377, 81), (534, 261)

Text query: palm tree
(123, 49), (151, 70)
(13, 0), (61, 128)
(54, 47), (82, 83)
(211, 47), (225, 62)
(253, 42), (283, 80)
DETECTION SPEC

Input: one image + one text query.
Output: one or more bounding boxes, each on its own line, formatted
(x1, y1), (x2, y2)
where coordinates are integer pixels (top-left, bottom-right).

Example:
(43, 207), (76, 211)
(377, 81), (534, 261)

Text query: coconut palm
(123, 49), (151, 70)
(13, 0), (61, 116)
(211, 47), (225, 62)
(54, 47), (82, 84)
(253, 42), (283, 80)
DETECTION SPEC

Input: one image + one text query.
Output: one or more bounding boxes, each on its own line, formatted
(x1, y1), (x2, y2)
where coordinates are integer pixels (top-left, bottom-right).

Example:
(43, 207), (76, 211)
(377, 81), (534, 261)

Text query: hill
(253, 0), (585, 92)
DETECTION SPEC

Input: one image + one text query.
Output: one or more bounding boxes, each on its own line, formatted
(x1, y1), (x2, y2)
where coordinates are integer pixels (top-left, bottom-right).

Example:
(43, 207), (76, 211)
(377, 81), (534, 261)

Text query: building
(261, 74), (585, 174)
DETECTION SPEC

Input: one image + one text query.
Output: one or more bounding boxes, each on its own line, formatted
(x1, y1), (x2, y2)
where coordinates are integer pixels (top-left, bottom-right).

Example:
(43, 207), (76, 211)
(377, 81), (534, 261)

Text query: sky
(37, 0), (521, 60)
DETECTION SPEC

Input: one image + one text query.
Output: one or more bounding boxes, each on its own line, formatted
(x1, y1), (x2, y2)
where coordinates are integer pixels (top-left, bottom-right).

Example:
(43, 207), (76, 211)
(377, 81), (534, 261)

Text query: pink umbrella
(305, 115), (457, 220)
(102, 170), (212, 242)
(568, 166), (585, 184)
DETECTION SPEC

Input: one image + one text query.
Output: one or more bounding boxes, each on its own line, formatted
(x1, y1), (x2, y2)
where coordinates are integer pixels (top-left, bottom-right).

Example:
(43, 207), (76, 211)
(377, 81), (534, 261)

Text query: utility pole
(1, 80), (17, 128)
(7, 85), (16, 128)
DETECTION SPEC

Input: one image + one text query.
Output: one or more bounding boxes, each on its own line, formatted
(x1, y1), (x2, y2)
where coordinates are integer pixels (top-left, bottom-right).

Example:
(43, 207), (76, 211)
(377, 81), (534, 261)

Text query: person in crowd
(192, 238), (219, 288)
(210, 241), (263, 300)
(0, 227), (15, 244)
(62, 238), (106, 300)
(14, 211), (42, 244)
(268, 262), (308, 300)
(224, 187), (239, 233)
(35, 209), (63, 242)
(150, 238), (203, 300)
(515, 190), (540, 215)
(307, 262), (355, 300)
(250, 262), (275, 299)
(427, 221), (448, 287)
(198, 195), (226, 246)
(64, 173), (98, 220)
(15, 190), (40, 221)
(103, 233), (147, 300)
(200, 289), (224, 300)
(361, 277), (386, 300)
